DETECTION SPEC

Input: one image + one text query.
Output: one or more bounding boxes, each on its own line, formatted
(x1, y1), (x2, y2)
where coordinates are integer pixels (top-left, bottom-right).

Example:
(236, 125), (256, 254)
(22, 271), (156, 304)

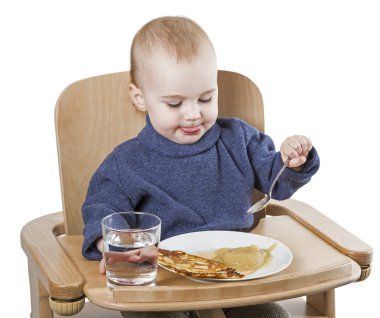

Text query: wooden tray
(58, 215), (361, 312)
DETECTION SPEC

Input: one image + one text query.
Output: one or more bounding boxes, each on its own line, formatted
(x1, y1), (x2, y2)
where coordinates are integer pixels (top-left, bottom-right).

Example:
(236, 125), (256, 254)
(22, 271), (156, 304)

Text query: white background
(1, 0), (378, 317)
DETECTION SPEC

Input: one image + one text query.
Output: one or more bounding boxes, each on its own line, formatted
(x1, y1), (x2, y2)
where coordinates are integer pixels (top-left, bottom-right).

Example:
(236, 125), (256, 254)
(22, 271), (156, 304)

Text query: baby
(82, 16), (320, 318)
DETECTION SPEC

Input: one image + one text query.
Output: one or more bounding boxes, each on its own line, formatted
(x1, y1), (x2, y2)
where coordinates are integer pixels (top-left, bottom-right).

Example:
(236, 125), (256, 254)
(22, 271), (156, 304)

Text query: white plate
(159, 230), (292, 282)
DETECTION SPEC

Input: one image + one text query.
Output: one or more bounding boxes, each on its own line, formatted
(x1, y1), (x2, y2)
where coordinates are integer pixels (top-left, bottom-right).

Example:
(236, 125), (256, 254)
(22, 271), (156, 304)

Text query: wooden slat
(53, 298), (328, 318)
(307, 290), (335, 318)
(217, 70), (264, 132)
(195, 308), (226, 318)
(55, 72), (145, 235)
(266, 199), (373, 265)
(57, 215), (360, 312)
(53, 301), (121, 318)
(112, 261), (352, 303)
(29, 260), (54, 318)
(21, 212), (85, 300)
(277, 298), (327, 318)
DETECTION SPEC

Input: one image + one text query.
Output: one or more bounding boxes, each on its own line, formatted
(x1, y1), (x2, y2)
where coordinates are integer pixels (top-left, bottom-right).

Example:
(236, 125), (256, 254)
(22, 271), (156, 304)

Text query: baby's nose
(184, 103), (201, 120)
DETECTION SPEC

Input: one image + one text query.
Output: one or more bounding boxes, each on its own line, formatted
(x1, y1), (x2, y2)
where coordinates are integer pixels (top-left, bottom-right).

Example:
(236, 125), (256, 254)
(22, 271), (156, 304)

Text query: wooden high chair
(21, 71), (372, 318)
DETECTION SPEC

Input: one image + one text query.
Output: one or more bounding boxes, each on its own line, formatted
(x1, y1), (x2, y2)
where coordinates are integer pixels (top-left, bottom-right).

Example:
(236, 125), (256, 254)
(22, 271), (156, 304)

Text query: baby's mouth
(180, 126), (202, 134)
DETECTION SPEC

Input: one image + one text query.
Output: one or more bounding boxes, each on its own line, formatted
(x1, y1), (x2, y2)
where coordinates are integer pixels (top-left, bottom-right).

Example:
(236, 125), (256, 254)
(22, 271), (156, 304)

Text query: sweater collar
(137, 116), (221, 158)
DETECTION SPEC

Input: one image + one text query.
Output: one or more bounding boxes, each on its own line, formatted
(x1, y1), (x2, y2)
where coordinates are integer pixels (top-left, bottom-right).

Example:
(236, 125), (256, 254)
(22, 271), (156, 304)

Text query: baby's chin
(172, 135), (203, 145)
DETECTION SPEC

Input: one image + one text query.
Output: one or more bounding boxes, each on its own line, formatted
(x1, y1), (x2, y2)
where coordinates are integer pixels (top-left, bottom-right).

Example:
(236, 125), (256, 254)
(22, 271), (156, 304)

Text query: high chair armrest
(266, 199), (373, 266)
(20, 212), (85, 300)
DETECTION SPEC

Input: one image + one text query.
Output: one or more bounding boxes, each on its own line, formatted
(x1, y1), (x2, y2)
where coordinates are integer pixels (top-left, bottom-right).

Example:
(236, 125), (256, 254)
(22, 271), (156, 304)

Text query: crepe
(159, 249), (244, 279)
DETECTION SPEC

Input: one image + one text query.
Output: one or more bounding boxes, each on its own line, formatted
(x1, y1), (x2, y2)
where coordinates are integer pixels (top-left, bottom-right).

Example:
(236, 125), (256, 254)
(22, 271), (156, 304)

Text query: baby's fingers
(286, 136), (312, 155)
(104, 250), (140, 262)
(281, 136), (312, 161)
(139, 245), (159, 264)
(299, 135), (313, 155)
(280, 142), (299, 163)
(99, 257), (106, 274)
(288, 156), (307, 168)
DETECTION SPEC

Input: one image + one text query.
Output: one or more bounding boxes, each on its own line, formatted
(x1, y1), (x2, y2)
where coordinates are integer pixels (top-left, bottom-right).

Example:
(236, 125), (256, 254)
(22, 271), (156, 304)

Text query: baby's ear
(129, 83), (146, 112)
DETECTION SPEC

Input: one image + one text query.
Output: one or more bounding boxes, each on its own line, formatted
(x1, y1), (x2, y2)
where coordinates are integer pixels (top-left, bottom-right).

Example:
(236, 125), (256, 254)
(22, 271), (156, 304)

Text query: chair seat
(57, 215), (361, 312)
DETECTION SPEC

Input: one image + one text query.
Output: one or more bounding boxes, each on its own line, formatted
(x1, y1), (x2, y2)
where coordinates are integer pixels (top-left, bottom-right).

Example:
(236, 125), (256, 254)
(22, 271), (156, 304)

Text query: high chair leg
(195, 308), (227, 318)
(28, 260), (53, 318)
(307, 289), (335, 318)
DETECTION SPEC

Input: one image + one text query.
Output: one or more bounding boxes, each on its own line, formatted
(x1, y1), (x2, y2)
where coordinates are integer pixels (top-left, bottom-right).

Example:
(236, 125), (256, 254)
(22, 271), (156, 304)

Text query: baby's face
(138, 44), (218, 145)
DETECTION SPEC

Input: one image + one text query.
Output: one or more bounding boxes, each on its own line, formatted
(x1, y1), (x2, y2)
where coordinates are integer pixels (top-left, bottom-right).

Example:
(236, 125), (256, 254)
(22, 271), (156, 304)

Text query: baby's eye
(198, 97), (212, 104)
(167, 101), (182, 108)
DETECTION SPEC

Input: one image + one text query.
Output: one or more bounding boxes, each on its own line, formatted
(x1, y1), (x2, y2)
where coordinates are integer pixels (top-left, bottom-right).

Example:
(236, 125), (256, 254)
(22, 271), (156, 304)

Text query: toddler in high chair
(82, 16), (320, 318)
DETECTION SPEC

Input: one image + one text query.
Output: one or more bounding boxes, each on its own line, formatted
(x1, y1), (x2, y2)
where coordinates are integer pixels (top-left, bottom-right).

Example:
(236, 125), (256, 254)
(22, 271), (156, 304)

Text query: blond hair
(130, 16), (214, 86)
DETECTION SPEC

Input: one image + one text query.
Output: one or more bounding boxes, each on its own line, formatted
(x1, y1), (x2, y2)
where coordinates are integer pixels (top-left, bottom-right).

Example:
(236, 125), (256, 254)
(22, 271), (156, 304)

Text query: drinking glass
(102, 212), (161, 288)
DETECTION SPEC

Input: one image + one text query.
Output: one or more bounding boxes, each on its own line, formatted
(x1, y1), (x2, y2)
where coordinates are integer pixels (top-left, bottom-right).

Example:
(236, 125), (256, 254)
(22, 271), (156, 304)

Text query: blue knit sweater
(82, 117), (320, 260)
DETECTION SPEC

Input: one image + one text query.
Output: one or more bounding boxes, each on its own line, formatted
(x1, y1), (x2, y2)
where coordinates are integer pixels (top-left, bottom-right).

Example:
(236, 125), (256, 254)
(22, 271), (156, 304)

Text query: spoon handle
(247, 158), (289, 214)
(268, 158), (289, 197)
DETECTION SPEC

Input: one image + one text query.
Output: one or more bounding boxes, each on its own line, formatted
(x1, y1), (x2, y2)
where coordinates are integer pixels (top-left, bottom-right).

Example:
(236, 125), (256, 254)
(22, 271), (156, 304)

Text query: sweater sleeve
(81, 153), (133, 260)
(240, 120), (320, 200)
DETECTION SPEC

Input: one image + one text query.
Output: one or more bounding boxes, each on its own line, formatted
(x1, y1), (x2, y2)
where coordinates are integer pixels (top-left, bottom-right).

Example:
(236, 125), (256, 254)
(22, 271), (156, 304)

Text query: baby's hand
(99, 245), (159, 274)
(280, 135), (313, 170)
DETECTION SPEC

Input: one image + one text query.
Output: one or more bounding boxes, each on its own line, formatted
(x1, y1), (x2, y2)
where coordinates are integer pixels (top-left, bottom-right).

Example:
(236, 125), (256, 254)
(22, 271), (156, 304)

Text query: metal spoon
(247, 158), (289, 214)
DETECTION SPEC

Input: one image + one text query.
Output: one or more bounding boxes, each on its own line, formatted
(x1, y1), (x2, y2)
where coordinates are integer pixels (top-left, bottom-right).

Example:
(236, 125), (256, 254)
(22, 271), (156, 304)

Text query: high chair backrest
(55, 71), (264, 235)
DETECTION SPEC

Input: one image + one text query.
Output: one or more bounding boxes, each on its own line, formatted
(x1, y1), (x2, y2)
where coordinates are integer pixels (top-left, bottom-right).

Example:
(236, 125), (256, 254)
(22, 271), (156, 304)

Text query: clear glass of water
(101, 212), (161, 289)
